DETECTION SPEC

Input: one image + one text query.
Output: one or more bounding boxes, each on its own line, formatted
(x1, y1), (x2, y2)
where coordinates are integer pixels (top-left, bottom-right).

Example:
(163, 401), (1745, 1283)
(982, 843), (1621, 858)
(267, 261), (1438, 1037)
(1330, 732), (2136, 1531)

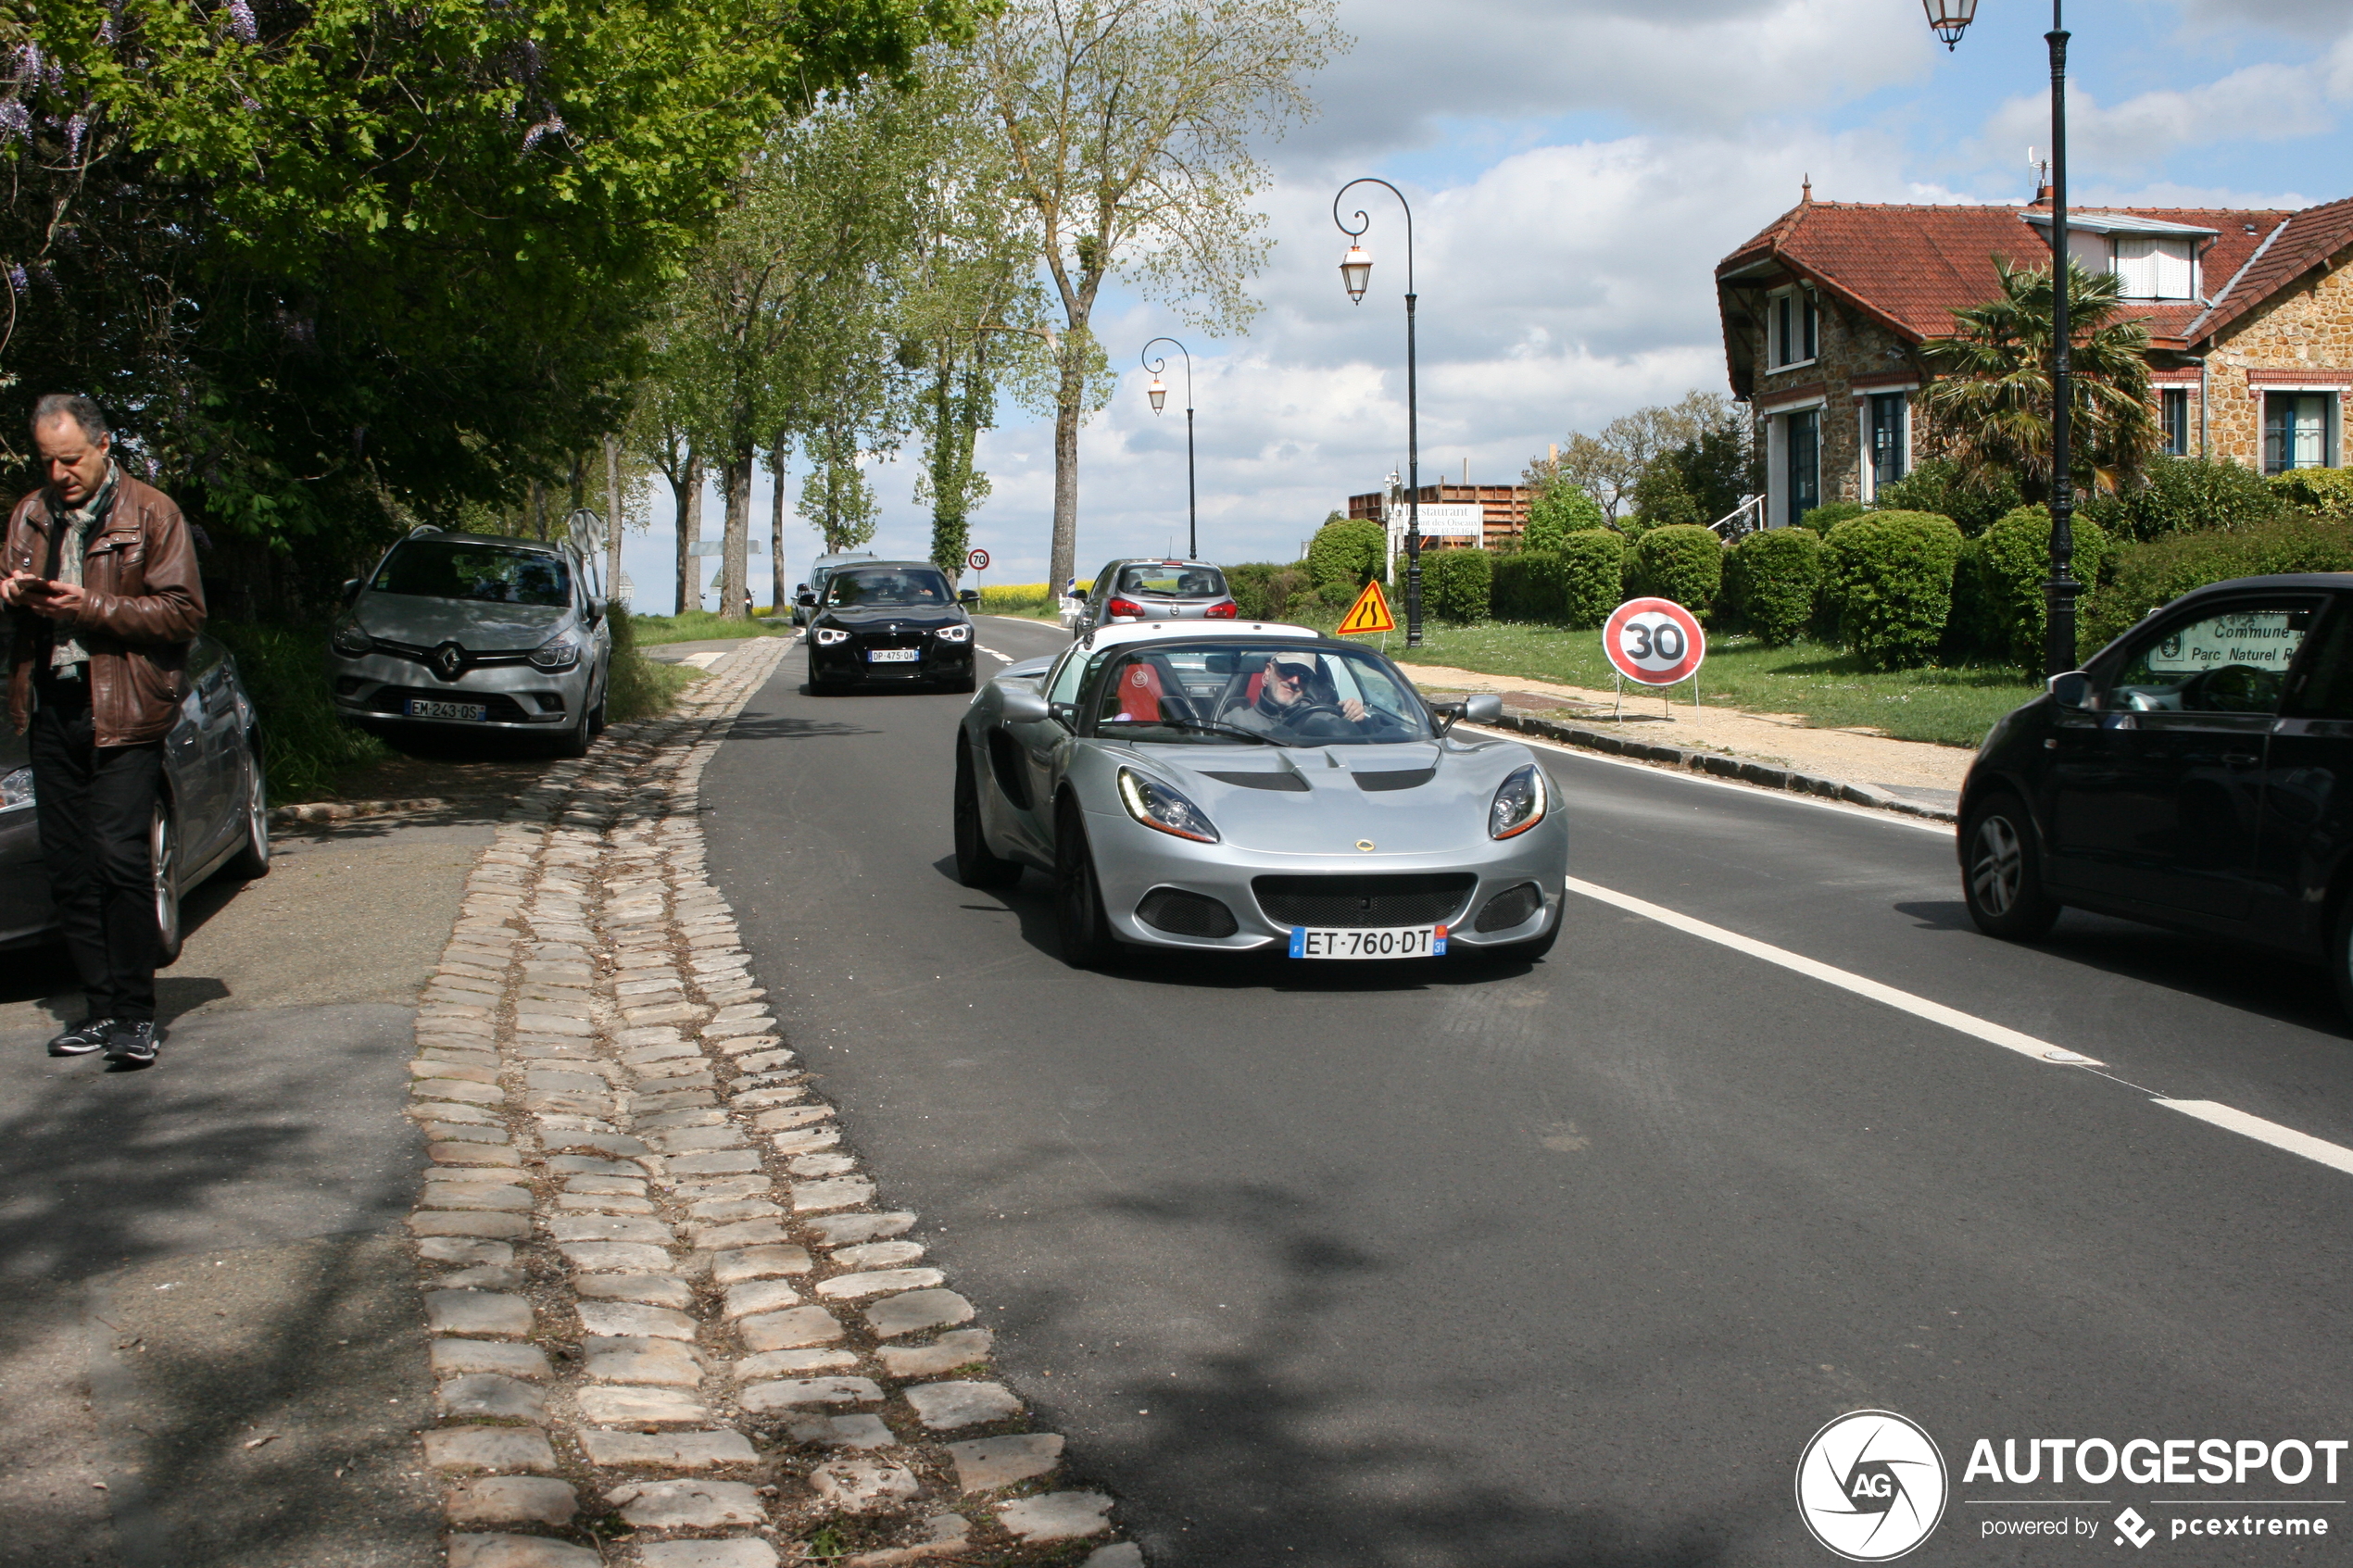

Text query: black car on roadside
(799, 560), (980, 696)
(1959, 572), (2353, 1019)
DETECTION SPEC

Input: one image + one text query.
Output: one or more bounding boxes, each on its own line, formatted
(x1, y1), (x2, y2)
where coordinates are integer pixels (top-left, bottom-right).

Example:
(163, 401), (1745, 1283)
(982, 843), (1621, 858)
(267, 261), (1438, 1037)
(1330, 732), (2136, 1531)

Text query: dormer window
(2031, 211), (2211, 301)
(1771, 286), (1818, 369)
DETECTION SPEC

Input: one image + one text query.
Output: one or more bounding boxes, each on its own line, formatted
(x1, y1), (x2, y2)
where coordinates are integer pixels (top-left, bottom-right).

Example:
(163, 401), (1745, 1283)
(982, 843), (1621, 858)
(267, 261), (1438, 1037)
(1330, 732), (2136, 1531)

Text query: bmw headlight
(0, 766), (32, 811)
(814, 627), (851, 646)
(1117, 768), (1219, 843)
(330, 615), (373, 658)
(934, 623), (972, 644)
(1489, 763), (1548, 839)
(530, 630), (583, 671)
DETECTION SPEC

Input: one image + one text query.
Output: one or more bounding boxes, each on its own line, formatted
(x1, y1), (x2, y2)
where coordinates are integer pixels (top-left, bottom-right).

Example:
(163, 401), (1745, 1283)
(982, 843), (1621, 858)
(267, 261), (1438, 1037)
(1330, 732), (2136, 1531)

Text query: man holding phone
(5, 395), (205, 1067)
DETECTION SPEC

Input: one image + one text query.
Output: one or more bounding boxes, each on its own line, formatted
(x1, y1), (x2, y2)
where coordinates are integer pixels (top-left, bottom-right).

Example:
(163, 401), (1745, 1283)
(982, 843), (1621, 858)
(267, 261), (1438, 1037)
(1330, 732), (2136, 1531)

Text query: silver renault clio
(328, 527), (612, 755)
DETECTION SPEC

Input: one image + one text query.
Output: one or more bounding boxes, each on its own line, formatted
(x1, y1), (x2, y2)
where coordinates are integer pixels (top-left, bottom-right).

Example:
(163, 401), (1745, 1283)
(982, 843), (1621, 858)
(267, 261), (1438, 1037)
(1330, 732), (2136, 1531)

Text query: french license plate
(406, 698), (490, 721)
(1290, 924), (1446, 960)
(867, 647), (920, 663)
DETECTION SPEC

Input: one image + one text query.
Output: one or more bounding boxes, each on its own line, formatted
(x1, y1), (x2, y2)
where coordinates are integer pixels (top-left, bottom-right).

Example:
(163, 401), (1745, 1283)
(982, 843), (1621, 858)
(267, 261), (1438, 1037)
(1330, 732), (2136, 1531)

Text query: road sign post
(1602, 597), (1706, 717)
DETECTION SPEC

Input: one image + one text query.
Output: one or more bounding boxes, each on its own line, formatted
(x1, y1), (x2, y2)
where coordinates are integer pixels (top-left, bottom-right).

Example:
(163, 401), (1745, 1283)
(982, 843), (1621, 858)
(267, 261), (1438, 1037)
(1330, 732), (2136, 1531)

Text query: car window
(2284, 599), (2353, 718)
(1047, 648), (1109, 709)
(1086, 642), (1431, 745)
(373, 540), (571, 608)
(2108, 600), (2319, 716)
(824, 567), (950, 608)
(186, 636), (223, 681)
(1115, 565), (1227, 599)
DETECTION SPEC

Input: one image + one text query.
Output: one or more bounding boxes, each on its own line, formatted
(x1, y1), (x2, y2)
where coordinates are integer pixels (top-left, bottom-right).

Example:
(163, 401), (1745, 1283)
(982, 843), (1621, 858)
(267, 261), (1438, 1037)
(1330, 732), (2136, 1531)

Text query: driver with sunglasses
(1227, 651), (1369, 740)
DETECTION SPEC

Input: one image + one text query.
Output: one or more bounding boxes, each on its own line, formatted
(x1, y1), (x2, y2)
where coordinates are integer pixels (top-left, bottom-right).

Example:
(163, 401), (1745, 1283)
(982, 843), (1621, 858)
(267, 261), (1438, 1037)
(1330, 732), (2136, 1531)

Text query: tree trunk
(720, 450), (753, 621)
(674, 453), (704, 616)
(1051, 349), (1084, 595)
(602, 433), (623, 607)
(768, 436), (788, 611)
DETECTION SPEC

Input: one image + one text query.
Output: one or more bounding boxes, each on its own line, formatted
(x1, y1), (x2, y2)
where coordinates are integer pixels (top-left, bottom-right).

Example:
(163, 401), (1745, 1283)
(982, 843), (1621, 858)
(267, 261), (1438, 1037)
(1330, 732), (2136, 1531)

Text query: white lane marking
(1561, 873), (2104, 1066)
(2155, 1100), (2353, 1178)
(978, 646), (1013, 664)
(1470, 722), (1956, 837)
(680, 650), (730, 670)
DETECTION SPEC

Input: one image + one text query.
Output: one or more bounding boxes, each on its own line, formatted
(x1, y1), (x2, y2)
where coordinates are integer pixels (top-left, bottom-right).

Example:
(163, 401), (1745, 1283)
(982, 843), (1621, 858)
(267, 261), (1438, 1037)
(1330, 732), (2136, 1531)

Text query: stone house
(1715, 187), (2353, 528)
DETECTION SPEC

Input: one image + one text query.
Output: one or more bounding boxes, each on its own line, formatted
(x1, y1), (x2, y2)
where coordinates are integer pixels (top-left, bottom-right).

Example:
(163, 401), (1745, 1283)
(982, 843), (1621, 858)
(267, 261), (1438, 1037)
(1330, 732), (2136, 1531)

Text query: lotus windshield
(372, 540), (571, 608)
(1088, 641), (1433, 746)
(825, 567), (951, 608)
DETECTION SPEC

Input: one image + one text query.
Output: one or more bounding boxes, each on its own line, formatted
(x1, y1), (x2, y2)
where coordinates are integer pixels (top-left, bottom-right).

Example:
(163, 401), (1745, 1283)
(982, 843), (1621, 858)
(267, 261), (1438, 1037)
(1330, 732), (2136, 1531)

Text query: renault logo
(429, 642), (469, 682)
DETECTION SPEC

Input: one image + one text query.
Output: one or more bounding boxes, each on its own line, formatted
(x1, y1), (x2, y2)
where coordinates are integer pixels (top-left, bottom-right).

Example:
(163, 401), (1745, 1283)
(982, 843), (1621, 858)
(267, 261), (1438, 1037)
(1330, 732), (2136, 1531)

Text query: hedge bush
(1948, 505), (2114, 672)
(1524, 483), (1607, 551)
(1822, 509), (1966, 670)
(2080, 456), (2283, 542)
(1305, 517), (1388, 596)
(2271, 468), (2353, 521)
(1225, 562), (1315, 622)
(1799, 499), (1865, 534)
(1870, 458), (2022, 535)
(2081, 515), (2353, 651)
(1623, 524), (1724, 615)
(1722, 527), (1823, 646)
(1490, 533), (1629, 627)
(1416, 547), (1493, 624)
(1491, 551), (1561, 621)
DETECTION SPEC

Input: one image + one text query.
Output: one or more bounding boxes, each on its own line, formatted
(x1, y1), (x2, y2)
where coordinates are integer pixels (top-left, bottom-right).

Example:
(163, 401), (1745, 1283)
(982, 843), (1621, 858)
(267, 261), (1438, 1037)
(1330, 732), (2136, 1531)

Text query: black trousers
(30, 680), (164, 1022)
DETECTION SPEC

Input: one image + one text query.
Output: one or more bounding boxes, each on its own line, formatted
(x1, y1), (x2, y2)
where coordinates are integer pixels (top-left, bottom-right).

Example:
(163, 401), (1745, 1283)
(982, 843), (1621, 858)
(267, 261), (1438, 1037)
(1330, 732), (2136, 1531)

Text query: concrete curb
(1482, 708), (1960, 825)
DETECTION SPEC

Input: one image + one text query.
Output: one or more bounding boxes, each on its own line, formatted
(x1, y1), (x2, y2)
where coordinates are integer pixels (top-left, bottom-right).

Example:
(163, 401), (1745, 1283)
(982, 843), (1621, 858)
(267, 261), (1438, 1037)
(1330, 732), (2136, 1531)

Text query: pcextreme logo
(1796, 1410), (1951, 1562)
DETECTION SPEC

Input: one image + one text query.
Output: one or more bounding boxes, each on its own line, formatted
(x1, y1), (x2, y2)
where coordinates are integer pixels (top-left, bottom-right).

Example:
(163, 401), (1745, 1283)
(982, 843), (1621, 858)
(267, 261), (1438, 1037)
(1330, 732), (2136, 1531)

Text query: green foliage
(1629, 464), (1705, 531)
(1948, 506), (2114, 672)
(1225, 562), (1315, 622)
(1558, 531), (1630, 628)
(1417, 548), (1492, 625)
(1624, 525), (1725, 615)
(626, 609), (791, 646)
(603, 603), (704, 721)
(1799, 500), (1866, 534)
(2079, 456), (2284, 542)
(1522, 483), (1607, 552)
(1305, 516), (1389, 596)
(1821, 510), (1965, 670)
(1869, 458), (2024, 536)
(2082, 516), (2353, 651)
(1721, 528), (1823, 646)
(2269, 468), (2353, 521)
(209, 621), (392, 803)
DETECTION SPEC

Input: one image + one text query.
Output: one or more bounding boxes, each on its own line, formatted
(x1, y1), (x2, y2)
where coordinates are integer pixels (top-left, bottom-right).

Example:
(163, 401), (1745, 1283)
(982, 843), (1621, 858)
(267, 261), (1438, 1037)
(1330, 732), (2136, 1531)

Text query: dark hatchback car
(799, 561), (980, 695)
(1959, 573), (2353, 1017)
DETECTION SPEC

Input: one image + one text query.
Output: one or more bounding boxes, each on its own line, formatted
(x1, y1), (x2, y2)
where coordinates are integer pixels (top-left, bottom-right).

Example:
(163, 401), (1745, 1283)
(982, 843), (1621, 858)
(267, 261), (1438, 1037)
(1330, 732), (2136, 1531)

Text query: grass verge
(209, 621), (395, 802)
(628, 608), (789, 646)
(606, 608), (704, 721)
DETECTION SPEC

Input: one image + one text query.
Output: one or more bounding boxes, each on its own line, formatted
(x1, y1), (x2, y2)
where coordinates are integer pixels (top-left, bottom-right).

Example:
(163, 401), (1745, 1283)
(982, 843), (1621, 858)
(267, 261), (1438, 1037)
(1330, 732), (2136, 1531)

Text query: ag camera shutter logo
(1795, 1410), (1949, 1561)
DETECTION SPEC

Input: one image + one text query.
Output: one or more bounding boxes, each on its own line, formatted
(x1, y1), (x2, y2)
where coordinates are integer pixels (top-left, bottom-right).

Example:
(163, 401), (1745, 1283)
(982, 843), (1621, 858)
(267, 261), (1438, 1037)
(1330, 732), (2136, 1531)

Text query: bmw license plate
(406, 699), (490, 721)
(867, 648), (920, 663)
(1290, 924), (1446, 960)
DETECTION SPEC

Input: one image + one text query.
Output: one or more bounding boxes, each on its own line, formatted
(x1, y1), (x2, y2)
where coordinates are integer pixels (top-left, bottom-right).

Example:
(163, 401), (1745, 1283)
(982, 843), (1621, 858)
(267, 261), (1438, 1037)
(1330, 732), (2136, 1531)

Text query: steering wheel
(2181, 663), (2277, 713)
(1280, 701), (1357, 739)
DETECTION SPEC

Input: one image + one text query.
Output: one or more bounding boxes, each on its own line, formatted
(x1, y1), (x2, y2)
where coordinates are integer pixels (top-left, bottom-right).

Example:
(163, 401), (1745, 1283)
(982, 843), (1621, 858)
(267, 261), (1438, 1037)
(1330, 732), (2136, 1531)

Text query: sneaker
(46, 1019), (117, 1057)
(104, 1021), (161, 1067)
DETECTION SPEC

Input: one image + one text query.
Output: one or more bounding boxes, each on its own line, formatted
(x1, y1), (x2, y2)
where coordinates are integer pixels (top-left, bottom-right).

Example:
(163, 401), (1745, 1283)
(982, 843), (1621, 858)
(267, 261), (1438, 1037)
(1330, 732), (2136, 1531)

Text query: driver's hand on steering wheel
(1340, 697), (1365, 722)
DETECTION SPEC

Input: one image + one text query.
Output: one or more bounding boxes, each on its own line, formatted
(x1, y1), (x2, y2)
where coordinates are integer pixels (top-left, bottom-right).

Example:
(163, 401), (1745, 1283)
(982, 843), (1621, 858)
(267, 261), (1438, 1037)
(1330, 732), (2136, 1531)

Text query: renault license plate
(406, 699), (490, 721)
(868, 647), (920, 663)
(1290, 924), (1446, 960)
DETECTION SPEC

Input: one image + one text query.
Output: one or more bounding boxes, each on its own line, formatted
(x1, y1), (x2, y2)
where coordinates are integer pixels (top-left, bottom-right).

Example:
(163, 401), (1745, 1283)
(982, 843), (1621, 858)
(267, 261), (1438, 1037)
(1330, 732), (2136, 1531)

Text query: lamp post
(1334, 178), (1423, 646)
(1927, 0), (2078, 678)
(1140, 338), (1197, 560)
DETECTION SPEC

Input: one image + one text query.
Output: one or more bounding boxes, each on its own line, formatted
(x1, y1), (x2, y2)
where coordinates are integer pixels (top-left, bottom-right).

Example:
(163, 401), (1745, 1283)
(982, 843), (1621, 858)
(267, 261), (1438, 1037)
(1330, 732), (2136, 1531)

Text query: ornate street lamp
(1333, 179), (1423, 646)
(1140, 338), (1197, 559)
(1931, 0), (2079, 678)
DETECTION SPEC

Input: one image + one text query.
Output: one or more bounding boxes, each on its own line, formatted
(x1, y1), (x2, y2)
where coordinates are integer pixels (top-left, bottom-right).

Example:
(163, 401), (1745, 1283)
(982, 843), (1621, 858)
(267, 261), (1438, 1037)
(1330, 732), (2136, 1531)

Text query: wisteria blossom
(224, 0), (258, 44)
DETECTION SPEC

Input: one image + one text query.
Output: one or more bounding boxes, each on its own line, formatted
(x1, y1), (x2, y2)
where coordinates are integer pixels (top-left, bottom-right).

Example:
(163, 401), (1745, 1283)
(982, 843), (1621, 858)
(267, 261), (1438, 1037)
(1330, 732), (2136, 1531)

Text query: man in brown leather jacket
(5, 394), (205, 1067)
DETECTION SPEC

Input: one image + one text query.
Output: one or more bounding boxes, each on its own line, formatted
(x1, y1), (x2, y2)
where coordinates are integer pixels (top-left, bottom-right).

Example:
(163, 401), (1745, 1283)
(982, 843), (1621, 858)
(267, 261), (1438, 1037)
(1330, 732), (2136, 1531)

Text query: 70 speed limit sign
(1603, 596), (1706, 686)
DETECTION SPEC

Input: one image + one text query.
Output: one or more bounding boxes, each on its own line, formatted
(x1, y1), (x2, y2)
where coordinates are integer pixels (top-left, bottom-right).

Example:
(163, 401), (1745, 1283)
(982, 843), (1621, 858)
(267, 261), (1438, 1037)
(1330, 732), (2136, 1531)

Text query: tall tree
(972, 0), (1345, 592)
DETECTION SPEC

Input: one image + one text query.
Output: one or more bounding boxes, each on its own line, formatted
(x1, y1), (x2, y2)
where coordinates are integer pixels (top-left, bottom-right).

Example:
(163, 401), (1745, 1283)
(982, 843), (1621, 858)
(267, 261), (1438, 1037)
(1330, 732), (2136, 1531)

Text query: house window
(1867, 394), (1908, 495)
(1786, 408), (1820, 526)
(2264, 393), (2337, 472)
(2161, 389), (2190, 458)
(1770, 289), (1818, 369)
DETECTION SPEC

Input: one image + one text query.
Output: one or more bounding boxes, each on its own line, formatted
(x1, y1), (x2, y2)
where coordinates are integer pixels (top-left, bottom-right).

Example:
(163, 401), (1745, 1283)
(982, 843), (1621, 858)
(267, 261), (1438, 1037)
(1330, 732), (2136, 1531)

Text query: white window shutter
(2111, 236), (2158, 297)
(2153, 239), (2194, 299)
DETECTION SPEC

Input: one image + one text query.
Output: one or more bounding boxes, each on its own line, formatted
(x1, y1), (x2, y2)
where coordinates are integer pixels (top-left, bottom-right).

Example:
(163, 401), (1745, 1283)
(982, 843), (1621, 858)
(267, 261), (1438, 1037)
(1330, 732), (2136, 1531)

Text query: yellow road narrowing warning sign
(1336, 579), (1396, 635)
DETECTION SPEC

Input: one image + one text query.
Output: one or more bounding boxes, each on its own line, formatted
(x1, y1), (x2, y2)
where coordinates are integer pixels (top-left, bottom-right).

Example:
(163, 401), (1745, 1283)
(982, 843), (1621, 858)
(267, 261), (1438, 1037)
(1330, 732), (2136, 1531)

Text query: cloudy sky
(623, 0), (2353, 607)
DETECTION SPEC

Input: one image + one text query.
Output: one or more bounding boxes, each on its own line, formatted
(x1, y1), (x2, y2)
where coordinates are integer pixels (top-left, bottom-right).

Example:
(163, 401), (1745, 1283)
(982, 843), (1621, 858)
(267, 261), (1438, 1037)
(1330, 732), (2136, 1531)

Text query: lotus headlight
(934, 623), (972, 643)
(330, 615), (374, 658)
(0, 766), (32, 811)
(1117, 768), (1218, 843)
(814, 627), (851, 646)
(1489, 763), (1548, 839)
(530, 630), (582, 671)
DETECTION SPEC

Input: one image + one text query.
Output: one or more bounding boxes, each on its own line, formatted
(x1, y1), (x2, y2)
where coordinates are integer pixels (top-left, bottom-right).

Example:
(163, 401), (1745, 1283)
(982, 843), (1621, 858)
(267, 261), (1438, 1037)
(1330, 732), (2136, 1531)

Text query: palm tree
(1919, 257), (2158, 503)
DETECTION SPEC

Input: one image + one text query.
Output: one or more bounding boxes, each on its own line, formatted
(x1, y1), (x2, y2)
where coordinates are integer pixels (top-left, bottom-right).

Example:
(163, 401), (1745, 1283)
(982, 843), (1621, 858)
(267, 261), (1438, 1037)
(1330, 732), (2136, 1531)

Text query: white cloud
(1978, 62), (2332, 175)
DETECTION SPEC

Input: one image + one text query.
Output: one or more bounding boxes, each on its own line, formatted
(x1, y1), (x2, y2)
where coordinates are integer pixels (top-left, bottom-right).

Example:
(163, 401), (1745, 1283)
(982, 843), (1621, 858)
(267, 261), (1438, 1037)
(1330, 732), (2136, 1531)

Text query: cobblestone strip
(403, 639), (1141, 1568)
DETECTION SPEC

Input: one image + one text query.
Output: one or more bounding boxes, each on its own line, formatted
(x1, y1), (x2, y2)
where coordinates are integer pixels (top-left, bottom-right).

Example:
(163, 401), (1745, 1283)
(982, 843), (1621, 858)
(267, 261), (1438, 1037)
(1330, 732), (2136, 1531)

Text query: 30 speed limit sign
(1603, 596), (1706, 686)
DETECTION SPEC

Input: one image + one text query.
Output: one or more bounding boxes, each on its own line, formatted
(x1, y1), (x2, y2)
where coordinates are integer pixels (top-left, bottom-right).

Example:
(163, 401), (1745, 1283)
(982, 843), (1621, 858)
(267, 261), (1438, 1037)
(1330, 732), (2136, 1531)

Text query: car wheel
(1053, 799), (1120, 969)
(553, 698), (592, 758)
(1960, 790), (2061, 940)
(588, 668), (608, 735)
(224, 747), (271, 880)
(947, 670), (977, 696)
(151, 798), (183, 966)
(1482, 901), (1560, 964)
(954, 743), (1023, 889)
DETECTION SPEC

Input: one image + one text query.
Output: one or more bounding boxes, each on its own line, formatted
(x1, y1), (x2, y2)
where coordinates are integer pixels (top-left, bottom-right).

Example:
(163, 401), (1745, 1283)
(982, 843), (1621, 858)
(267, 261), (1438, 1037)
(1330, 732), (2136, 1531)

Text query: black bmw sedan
(1958, 572), (2353, 1020)
(799, 560), (980, 695)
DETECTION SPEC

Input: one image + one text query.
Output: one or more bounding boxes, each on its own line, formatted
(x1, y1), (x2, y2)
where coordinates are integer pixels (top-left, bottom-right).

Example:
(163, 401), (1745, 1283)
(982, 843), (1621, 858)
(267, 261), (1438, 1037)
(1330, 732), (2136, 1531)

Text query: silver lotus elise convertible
(952, 621), (1568, 968)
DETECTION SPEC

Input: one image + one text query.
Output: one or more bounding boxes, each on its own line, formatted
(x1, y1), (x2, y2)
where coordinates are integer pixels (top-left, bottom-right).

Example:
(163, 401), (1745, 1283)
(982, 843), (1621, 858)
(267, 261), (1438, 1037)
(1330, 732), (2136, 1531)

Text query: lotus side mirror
(1462, 694), (1504, 724)
(2047, 671), (2093, 709)
(796, 592), (818, 608)
(959, 588), (980, 605)
(999, 685), (1050, 723)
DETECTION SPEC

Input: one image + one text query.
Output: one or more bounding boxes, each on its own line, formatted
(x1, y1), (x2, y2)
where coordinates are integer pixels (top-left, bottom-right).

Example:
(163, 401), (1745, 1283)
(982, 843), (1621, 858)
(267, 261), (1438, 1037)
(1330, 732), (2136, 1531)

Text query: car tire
(1053, 799), (1121, 969)
(1482, 900), (1560, 964)
(954, 744), (1023, 889)
(1960, 790), (2061, 941)
(588, 668), (608, 736)
(553, 699), (593, 758)
(223, 746), (271, 881)
(151, 797), (183, 966)
(947, 670), (977, 696)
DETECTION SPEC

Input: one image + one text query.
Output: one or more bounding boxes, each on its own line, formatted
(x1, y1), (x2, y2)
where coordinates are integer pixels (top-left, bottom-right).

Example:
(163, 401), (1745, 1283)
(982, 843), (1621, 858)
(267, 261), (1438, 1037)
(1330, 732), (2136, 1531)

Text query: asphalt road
(706, 615), (2353, 1568)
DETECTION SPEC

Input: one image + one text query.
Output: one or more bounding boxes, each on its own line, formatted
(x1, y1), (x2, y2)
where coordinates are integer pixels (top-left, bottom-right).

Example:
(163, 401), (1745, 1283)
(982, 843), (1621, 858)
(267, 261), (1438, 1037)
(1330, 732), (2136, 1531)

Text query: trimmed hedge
(1822, 509), (1966, 670)
(1623, 524), (1724, 615)
(1489, 533), (1629, 628)
(1524, 484), (1607, 551)
(2081, 514), (2353, 651)
(1226, 562), (1315, 622)
(2271, 468), (2353, 521)
(1870, 458), (2023, 536)
(1305, 517), (1388, 596)
(1722, 527), (1823, 646)
(2081, 456), (2283, 542)
(1948, 506), (2114, 672)
(1799, 500), (1865, 534)
(1417, 547), (1492, 624)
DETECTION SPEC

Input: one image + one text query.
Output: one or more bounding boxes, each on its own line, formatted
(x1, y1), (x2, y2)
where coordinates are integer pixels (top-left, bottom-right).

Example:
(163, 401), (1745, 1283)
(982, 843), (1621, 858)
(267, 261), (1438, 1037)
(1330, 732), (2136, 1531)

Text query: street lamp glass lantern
(1340, 244), (1372, 303)
(1921, 0), (1976, 47)
(1147, 376), (1166, 413)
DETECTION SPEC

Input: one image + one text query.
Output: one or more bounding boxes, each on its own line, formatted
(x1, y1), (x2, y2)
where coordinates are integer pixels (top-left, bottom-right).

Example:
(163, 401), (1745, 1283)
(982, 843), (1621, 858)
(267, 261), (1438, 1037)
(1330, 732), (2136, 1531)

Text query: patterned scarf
(47, 461), (119, 670)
